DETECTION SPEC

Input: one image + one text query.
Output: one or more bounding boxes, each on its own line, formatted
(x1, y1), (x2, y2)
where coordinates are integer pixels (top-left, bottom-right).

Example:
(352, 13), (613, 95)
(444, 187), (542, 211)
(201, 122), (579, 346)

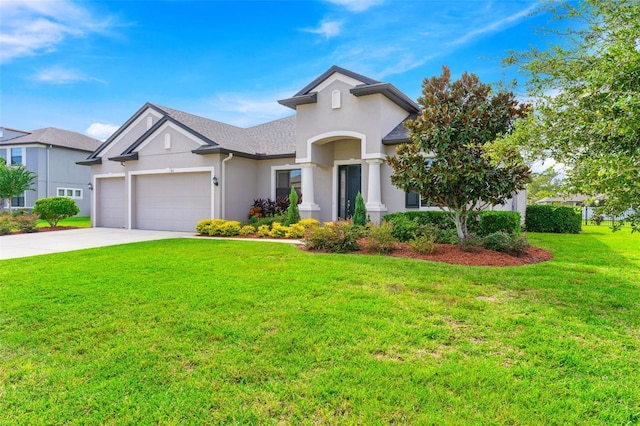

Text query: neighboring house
(536, 194), (605, 207)
(79, 65), (526, 232)
(0, 127), (102, 215)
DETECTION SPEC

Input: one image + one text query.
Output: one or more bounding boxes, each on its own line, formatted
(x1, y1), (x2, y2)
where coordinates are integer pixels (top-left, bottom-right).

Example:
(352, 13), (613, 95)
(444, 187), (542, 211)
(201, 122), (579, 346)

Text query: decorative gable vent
(147, 116), (153, 129)
(332, 90), (341, 109)
(164, 133), (171, 150)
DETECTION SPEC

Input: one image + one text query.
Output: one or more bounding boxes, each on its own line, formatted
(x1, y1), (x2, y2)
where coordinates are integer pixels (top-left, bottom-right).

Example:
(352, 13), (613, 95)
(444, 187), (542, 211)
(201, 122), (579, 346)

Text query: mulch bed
(299, 240), (553, 267)
(6, 226), (79, 236)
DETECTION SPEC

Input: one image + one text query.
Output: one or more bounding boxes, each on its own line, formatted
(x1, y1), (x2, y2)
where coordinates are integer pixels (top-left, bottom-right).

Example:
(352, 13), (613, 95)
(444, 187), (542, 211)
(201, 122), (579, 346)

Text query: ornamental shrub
(219, 221), (241, 236)
(286, 186), (300, 225)
(298, 218), (320, 229)
(363, 222), (396, 254)
(269, 222), (288, 238)
(409, 234), (436, 254)
(196, 219), (213, 235)
(353, 192), (367, 227)
(257, 225), (271, 237)
(13, 213), (40, 233)
(304, 220), (360, 253)
(0, 215), (13, 235)
(482, 231), (530, 256)
(285, 223), (305, 239)
(32, 196), (79, 227)
(206, 219), (228, 236)
(478, 211), (521, 236)
(526, 205), (581, 233)
(239, 225), (256, 236)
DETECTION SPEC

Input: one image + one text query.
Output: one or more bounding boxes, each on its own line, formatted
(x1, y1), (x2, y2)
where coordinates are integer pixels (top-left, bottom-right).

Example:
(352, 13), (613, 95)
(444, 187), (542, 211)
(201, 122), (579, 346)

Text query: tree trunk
(453, 211), (469, 242)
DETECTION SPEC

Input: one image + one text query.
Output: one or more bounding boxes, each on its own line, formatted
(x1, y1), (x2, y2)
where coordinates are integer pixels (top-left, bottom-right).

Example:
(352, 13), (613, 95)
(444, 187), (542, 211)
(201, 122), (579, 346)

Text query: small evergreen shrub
(409, 234), (436, 254)
(364, 222), (396, 254)
(32, 197), (79, 227)
(482, 231), (530, 256)
(389, 216), (419, 242)
(478, 211), (521, 236)
(196, 219), (214, 235)
(353, 192), (367, 227)
(286, 187), (301, 225)
(239, 225), (256, 236)
(526, 205), (581, 233)
(257, 225), (271, 237)
(251, 213), (287, 229)
(205, 219), (228, 236)
(219, 221), (241, 236)
(0, 215), (13, 235)
(304, 220), (360, 253)
(13, 213), (40, 233)
(269, 222), (288, 238)
(298, 218), (320, 229)
(285, 224), (305, 239)
(436, 228), (459, 244)
(459, 234), (484, 252)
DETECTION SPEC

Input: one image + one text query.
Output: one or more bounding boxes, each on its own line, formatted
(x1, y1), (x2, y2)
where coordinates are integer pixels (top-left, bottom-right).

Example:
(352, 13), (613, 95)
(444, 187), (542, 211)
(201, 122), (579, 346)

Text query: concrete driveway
(0, 228), (195, 260)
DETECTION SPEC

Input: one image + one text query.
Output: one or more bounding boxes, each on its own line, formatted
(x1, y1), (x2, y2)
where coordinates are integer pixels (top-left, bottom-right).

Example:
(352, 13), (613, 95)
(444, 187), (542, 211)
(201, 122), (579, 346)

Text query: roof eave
(191, 146), (295, 160)
(76, 157), (103, 166)
(108, 152), (138, 162)
(350, 83), (420, 113)
(277, 93), (317, 110)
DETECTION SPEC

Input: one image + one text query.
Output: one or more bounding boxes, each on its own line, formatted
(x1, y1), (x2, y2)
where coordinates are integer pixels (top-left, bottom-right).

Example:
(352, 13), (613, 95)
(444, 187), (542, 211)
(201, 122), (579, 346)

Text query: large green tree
(0, 158), (37, 213)
(387, 66), (531, 241)
(527, 167), (562, 204)
(501, 0), (640, 217)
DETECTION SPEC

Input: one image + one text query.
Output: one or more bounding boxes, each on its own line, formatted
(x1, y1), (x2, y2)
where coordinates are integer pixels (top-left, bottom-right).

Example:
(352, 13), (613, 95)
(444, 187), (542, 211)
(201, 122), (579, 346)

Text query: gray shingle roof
(151, 104), (296, 156)
(1, 127), (102, 152)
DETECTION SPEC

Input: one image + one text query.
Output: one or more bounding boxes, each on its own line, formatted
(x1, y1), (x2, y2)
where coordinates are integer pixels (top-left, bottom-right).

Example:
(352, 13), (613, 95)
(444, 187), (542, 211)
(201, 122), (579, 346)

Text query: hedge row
(382, 210), (521, 240)
(525, 205), (581, 233)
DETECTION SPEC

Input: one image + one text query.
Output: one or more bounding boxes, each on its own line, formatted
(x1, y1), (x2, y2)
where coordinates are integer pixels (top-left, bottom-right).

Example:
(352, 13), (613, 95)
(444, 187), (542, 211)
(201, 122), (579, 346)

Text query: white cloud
(86, 123), (119, 141)
(30, 65), (104, 85)
(200, 91), (294, 128)
(325, 0), (383, 12)
(0, 0), (113, 63)
(303, 20), (342, 39)
(447, 3), (538, 47)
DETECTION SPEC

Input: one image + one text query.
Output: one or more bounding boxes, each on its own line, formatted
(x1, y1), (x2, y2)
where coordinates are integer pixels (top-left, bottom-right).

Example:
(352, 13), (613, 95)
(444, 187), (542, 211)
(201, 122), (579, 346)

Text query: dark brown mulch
(302, 241), (553, 267)
(6, 226), (79, 236)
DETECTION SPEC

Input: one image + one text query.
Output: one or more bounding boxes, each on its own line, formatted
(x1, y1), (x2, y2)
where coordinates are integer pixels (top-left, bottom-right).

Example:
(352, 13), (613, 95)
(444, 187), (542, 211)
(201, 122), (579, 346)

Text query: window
(57, 187), (83, 199)
(405, 191), (437, 209)
(11, 147), (23, 165)
(12, 195), (25, 207)
(275, 169), (301, 199)
(405, 191), (420, 208)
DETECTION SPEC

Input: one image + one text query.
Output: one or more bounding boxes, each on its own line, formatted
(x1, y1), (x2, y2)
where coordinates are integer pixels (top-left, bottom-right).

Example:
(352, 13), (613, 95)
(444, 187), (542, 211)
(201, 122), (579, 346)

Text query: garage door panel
(97, 178), (125, 228)
(134, 173), (211, 232)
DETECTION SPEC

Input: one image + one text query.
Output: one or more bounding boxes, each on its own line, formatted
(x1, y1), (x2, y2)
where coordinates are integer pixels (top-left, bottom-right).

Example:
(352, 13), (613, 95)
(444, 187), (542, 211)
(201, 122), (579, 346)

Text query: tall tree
(500, 0), (640, 217)
(0, 158), (37, 213)
(387, 66), (531, 241)
(527, 167), (562, 204)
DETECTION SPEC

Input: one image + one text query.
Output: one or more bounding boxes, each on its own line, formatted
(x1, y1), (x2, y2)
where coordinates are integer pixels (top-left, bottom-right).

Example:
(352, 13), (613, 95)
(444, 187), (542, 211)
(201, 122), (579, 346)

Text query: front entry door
(338, 164), (361, 219)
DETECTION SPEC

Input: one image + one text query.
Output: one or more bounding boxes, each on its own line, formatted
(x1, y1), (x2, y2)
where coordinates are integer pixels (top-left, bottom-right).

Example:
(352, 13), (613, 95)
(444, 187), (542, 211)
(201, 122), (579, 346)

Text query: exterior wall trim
(297, 131), (385, 164)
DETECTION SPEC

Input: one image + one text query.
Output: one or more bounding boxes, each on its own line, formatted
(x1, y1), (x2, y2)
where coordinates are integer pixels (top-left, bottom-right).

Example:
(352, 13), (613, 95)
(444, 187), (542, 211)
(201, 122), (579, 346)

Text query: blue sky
(1, 0), (554, 141)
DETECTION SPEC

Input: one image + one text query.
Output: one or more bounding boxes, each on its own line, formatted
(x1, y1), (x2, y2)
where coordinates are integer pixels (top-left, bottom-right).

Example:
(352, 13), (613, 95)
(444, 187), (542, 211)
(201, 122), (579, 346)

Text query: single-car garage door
(133, 172), (211, 232)
(96, 177), (125, 228)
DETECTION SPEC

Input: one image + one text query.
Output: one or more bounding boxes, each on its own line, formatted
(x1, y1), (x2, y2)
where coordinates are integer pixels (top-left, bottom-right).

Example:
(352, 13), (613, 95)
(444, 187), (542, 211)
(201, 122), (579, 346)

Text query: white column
(365, 158), (386, 211)
(299, 163), (320, 211)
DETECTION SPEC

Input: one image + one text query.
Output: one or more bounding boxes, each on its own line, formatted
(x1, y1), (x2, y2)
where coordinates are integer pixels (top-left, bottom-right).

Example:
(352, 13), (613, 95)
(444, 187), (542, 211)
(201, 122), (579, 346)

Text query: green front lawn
(1, 228), (638, 424)
(37, 216), (91, 228)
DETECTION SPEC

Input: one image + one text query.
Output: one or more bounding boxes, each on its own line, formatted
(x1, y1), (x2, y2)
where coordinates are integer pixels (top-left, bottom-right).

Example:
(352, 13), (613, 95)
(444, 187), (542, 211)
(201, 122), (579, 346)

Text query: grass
(37, 216), (91, 228)
(0, 227), (638, 424)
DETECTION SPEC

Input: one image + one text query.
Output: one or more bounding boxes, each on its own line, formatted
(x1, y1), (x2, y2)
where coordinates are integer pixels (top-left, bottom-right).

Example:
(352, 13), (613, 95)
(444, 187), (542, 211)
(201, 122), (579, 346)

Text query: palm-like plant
(0, 158), (37, 213)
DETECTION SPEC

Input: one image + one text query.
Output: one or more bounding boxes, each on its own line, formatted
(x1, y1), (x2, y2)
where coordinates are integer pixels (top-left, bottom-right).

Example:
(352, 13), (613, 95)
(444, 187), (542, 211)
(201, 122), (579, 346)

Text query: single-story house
(78, 66), (526, 232)
(0, 126), (102, 215)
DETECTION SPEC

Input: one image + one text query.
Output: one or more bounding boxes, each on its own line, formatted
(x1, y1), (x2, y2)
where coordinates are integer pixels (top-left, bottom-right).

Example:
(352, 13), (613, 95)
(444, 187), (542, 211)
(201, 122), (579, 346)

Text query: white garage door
(96, 177), (125, 228)
(133, 172), (211, 232)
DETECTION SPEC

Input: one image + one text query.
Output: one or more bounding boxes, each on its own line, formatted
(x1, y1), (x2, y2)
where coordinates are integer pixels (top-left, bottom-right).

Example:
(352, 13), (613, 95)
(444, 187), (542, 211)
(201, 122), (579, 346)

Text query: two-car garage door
(95, 172), (212, 232)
